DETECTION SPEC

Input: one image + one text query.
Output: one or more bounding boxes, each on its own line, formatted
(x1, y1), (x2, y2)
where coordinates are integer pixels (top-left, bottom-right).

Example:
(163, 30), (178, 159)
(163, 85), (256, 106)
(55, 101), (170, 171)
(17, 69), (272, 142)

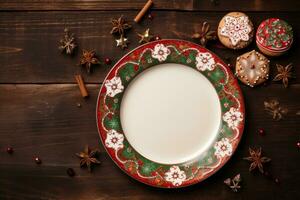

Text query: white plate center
(120, 63), (221, 165)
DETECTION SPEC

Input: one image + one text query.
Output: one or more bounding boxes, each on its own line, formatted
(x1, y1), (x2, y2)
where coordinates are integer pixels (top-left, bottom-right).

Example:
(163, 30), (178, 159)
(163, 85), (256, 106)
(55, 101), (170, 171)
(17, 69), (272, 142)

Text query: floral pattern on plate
(223, 107), (243, 129)
(214, 138), (233, 158)
(151, 43), (171, 62)
(105, 76), (124, 97)
(195, 52), (216, 71)
(165, 166), (187, 186)
(105, 129), (124, 150)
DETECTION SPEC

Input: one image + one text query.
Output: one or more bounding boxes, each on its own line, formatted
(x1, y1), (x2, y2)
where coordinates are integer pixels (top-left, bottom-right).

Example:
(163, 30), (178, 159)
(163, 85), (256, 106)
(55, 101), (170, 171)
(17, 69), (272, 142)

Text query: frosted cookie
(217, 12), (254, 49)
(256, 18), (293, 56)
(235, 50), (270, 87)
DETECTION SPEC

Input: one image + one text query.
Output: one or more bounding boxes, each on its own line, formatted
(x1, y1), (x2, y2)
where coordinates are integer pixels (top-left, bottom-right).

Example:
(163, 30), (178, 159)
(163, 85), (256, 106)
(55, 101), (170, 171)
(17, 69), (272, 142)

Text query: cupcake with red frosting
(256, 18), (293, 56)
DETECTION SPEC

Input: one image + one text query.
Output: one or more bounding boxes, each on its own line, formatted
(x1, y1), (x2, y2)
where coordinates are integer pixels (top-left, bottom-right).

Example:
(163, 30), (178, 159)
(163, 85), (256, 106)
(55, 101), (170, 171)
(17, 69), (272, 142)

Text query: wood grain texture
(0, 84), (299, 200)
(0, 11), (299, 84)
(0, 0), (300, 11)
(0, 0), (300, 199)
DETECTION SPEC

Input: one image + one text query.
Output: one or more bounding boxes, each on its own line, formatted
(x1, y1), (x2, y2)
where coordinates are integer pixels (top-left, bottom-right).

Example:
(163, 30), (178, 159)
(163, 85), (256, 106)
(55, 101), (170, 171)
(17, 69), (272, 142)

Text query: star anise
(110, 16), (132, 35)
(79, 50), (100, 73)
(264, 99), (288, 120)
(192, 22), (217, 46)
(273, 63), (294, 88)
(243, 147), (271, 174)
(59, 28), (77, 55)
(76, 145), (101, 172)
(137, 28), (154, 44)
(224, 174), (241, 192)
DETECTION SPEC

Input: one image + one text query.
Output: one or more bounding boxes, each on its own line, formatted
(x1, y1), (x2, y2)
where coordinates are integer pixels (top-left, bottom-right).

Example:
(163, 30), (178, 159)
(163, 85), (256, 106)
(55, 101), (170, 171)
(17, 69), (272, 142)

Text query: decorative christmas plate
(96, 39), (244, 188)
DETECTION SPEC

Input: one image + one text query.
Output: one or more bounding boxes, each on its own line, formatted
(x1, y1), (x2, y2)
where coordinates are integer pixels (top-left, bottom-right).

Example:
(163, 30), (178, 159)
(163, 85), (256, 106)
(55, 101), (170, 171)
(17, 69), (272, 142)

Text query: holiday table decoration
(96, 39), (245, 188)
(217, 12), (254, 49)
(79, 50), (100, 73)
(76, 145), (101, 172)
(134, 0), (153, 23)
(264, 99), (288, 121)
(192, 22), (217, 47)
(256, 18), (293, 56)
(235, 50), (270, 87)
(273, 63), (294, 88)
(243, 147), (271, 174)
(59, 28), (77, 55)
(137, 28), (154, 44)
(224, 174), (241, 192)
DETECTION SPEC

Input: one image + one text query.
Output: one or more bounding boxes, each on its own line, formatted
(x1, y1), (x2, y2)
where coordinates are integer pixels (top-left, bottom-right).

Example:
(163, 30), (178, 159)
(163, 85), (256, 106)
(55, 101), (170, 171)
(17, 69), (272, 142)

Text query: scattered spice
(264, 99), (288, 121)
(116, 35), (129, 49)
(137, 28), (153, 44)
(79, 50), (100, 74)
(224, 174), (241, 192)
(76, 145), (101, 172)
(34, 157), (42, 165)
(192, 22), (217, 46)
(6, 147), (13, 154)
(75, 75), (89, 98)
(134, 0), (153, 23)
(110, 16), (132, 35)
(67, 168), (76, 177)
(59, 28), (77, 55)
(243, 147), (271, 174)
(273, 63), (294, 88)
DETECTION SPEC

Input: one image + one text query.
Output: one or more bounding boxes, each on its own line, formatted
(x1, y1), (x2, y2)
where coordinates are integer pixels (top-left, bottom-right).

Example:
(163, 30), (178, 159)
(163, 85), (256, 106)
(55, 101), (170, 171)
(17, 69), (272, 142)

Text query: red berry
(297, 141), (300, 149)
(155, 36), (161, 41)
(6, 147), (13, 154)
(34, 157), (42, 164)
(104, 58), (111, 65)
(258, 128), (265, 136)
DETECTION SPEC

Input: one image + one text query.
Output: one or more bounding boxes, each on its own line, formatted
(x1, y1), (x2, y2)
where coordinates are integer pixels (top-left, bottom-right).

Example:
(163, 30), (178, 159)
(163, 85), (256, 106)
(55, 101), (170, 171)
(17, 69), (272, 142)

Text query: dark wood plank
(0, 84), (299, 199)
(0, 0), (299, 11)
(0, 11), (299, 84)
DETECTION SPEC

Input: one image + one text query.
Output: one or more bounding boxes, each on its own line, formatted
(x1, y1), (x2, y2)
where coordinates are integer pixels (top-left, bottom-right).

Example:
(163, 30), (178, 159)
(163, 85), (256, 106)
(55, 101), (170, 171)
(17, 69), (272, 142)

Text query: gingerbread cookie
(218, 12), (254, 49)
(256, 18), (293, 56)
(235, 50), (270, 87)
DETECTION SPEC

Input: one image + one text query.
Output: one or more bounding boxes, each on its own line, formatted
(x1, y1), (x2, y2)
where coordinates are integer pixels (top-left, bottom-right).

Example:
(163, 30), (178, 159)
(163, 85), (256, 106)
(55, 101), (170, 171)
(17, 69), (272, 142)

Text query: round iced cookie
(256, 18), (293, 56)
(235, 50), (270, 87)
(218, 12), (254, 49)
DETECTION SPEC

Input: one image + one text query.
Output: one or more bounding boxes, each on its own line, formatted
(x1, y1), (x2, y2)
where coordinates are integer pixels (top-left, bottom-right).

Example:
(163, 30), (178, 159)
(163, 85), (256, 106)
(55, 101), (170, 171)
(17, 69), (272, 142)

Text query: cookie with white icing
(218, 12), (254, 49)
(235, 50), (270, 87)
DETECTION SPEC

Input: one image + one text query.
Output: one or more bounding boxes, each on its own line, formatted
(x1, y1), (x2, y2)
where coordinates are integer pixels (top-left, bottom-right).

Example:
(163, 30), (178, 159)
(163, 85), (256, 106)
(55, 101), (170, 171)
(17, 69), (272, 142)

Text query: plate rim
(96, 39), (245, 188)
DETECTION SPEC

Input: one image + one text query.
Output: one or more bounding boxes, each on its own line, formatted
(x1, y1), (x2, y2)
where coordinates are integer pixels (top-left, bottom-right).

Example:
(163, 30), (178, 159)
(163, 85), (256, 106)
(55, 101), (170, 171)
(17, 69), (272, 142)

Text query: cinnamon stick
(75, 74), (89, 98)
(134, 0), (153, 23)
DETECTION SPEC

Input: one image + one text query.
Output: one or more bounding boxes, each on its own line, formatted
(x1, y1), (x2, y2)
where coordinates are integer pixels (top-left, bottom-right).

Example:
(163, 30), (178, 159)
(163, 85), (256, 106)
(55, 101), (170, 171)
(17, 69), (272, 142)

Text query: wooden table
(0, 1), (299, 199)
